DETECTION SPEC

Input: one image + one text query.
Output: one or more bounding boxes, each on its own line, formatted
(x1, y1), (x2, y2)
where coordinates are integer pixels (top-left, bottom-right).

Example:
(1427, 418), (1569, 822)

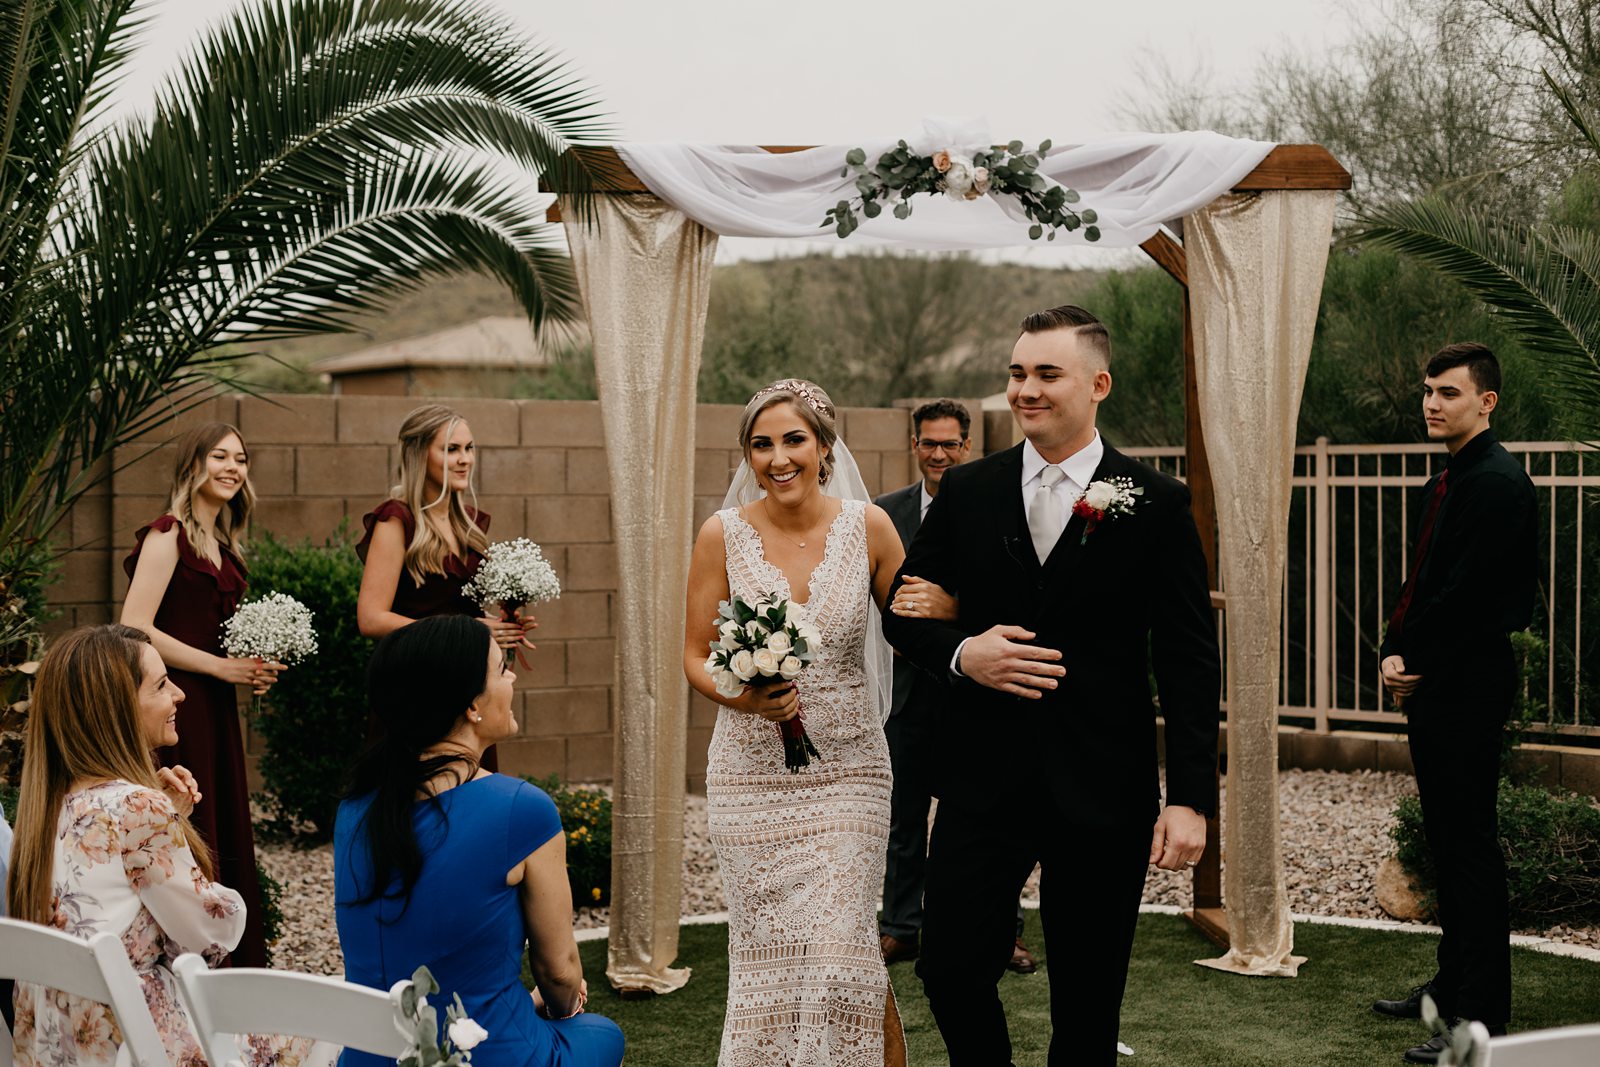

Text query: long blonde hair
(393, 405), (488, 585)
(8, 625), (214, 925)
(168, 422), (255, 562)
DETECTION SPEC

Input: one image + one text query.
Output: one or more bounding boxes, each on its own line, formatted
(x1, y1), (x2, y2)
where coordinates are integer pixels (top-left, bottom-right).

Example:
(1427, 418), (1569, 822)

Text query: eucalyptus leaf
(863, 201), (882, 218)
(895, 200), (912, 219)
(1064, 188), (1081, 204)
(1028, 224), (1043, 240)
(1085, 225), (1101, 241)
(846, 147), (866, 166)
(1081, 209), (1098, 224)
(1039, 138), (1053, 152)
(1008, 140), (1024, 154)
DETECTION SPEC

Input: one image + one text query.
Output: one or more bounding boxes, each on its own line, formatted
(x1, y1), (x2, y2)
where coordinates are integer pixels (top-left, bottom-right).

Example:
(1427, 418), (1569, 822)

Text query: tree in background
(0, 0), (611, 610)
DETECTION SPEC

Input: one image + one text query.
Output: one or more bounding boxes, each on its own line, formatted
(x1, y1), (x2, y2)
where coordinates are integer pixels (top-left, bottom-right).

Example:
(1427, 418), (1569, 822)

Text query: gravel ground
(260, 769), (1596, 976)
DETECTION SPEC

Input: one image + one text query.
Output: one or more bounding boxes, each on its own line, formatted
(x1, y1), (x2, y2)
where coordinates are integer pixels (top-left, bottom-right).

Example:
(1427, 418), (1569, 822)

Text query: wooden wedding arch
(546, 141), (1352, 991)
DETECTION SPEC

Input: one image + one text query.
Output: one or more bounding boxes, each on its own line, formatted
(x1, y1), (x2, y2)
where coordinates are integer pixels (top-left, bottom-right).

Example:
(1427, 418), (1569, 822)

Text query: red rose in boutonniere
(1071, 477), (1144, 544)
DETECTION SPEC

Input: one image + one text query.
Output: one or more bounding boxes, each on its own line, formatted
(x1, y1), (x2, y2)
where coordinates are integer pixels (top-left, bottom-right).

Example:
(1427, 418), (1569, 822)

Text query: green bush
(524, 775), (612, 909)
(256, 860), (284, 965)
(1392, 779), (1600, 925)
(1, 782), (16, 823)
(247, 526), (371, 843)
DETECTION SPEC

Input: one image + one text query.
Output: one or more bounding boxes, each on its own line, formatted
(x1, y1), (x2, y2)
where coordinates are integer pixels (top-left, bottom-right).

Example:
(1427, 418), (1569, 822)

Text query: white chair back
(171, 954), (413, 1067)
(0, 917), (171, 1067)
(1486, 1023), (1600, 1067)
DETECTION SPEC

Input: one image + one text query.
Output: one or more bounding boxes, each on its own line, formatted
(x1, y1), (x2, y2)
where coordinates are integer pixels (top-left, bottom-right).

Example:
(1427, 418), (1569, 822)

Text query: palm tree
(1357, 72), (1600, 443)
(0, 0), (612, 601)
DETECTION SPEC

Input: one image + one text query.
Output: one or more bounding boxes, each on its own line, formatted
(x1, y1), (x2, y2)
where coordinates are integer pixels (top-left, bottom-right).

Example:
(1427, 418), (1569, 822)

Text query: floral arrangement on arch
(822, 128), (1101, 243)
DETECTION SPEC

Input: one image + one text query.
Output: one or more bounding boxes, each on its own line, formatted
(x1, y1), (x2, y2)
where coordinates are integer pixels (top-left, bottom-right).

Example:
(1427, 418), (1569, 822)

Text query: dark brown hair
(911, 398), (972, 439)
(1019, 304), (1111, 368)
(1425, 342), (1501, 395)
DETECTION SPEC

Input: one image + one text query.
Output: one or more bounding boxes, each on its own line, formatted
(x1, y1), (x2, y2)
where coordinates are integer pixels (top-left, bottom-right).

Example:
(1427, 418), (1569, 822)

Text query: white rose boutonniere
(1071, 476), (1144, 544)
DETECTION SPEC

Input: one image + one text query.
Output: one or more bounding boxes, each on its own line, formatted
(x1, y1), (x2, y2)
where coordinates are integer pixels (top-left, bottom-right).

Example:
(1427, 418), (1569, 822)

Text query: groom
(882, 305), (1221, 1066)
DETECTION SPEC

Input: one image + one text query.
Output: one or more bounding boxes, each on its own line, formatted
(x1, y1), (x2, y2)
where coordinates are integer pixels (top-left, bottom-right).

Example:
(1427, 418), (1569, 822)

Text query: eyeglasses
(915, 439), (967, 453)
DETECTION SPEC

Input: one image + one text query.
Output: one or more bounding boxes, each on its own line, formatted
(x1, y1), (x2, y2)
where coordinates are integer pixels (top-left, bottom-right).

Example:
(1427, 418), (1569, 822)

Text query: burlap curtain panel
(562, 194), (718, 994)
(1186, 189), (1337, 977)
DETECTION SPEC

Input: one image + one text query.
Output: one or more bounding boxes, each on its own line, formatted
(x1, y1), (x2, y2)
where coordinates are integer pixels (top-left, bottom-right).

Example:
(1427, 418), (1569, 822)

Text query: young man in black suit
(882, 305), (1221, 1066)
(1372, 342), (1537, 1064)
(875, 399), (1039, 974)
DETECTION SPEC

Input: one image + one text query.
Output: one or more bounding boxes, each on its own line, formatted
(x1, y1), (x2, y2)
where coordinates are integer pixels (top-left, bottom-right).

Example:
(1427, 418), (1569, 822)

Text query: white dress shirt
(919, 482), (934, 521)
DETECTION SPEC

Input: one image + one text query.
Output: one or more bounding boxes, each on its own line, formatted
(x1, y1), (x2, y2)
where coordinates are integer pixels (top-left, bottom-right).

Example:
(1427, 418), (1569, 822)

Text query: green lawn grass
(556, 912), (1600, 1066)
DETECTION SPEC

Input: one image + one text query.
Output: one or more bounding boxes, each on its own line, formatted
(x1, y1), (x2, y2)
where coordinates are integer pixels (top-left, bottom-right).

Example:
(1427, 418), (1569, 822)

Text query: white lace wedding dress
(709, 499), (894, 1067)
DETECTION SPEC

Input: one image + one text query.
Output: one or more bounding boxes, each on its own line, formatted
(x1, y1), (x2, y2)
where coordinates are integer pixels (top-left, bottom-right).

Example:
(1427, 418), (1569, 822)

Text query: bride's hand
(733, 678), (799, 722)
(891, 575), (957, 621)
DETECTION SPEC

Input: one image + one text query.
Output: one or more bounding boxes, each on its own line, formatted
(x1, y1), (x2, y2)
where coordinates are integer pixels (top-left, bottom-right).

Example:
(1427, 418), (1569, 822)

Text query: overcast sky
(118, 0), (1360, 263)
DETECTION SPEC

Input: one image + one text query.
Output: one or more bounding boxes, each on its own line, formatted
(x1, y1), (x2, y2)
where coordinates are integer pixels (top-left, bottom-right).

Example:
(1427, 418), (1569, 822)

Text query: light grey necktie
(1028, 464), (1066, 563)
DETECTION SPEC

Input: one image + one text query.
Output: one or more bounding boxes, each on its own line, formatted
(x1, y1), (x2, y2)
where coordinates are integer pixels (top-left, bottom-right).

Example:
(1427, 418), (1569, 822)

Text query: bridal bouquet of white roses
(463, 538), (562, 616)
(704, 592), (822, 771)
(394, 964), (488, 1067)
(220, 591), (317, 717)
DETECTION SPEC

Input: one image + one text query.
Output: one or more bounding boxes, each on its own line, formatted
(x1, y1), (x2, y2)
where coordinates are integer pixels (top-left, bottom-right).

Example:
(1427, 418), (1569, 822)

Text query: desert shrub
(257, 860), (285, 964)
(247, 526), (371, 842)
(1392, 779), (1600, 925)
(524, 775), (612, 909)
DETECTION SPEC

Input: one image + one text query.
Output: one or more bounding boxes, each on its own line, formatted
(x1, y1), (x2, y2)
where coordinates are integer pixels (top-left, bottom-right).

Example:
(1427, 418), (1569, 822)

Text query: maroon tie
(1388, 468), (1450, 638)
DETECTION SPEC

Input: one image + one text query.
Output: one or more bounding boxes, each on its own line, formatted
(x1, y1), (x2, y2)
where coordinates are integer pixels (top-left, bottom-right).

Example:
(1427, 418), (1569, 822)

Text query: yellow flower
(591, 887), (602, 901)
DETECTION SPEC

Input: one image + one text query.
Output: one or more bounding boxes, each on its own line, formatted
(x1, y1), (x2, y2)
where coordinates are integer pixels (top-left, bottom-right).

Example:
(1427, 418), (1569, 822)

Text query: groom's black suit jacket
(881, 441), (1221, 825)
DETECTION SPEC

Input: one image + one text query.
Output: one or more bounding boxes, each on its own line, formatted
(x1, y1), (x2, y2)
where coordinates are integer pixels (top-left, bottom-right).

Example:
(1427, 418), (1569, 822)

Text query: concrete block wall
(49, 394), (923, 790)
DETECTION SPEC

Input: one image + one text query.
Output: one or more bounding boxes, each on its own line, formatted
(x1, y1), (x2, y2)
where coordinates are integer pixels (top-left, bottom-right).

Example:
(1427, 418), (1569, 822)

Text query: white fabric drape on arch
(618, 123), (1274, 249)
(562, 193), (718, 995)
(1186, 189), (1338, 977)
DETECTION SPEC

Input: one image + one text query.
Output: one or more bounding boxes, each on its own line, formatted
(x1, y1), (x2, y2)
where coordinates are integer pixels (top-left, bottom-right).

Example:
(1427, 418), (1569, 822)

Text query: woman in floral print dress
(7, 624), (255, 1067)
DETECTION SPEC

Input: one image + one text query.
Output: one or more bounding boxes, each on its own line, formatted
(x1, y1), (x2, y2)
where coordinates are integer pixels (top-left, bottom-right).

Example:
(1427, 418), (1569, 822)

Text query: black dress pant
(1407, 663), (1513, 1027)
(882, 703), (937, 941)
(917, 797), (1150, 1066)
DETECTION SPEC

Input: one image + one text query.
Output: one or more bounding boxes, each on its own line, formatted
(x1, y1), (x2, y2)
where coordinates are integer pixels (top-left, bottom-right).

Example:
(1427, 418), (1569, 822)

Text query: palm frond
(1355, 196), (1600, 441)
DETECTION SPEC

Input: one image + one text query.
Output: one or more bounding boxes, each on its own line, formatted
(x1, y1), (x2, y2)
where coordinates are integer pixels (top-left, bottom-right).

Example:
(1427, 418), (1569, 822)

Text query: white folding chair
(0, 917), (170, 1067)
(1486, 1023), (1600, 1067)
(171, 954), (413, 1067)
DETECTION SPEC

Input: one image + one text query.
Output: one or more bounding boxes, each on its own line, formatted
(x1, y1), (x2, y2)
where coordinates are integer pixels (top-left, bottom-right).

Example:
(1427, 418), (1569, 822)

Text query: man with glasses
(874, 399), (1038, 974)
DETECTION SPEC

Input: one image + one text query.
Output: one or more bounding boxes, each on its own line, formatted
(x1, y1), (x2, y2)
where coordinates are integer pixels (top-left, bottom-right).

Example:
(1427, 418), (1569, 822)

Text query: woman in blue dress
(334, 615), (623, 1067)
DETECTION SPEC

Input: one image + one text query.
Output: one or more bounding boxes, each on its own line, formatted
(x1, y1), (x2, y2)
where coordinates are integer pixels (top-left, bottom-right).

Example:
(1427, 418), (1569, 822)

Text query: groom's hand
(958, 625), (1064, 699)
(1149, 805), (1206, 871)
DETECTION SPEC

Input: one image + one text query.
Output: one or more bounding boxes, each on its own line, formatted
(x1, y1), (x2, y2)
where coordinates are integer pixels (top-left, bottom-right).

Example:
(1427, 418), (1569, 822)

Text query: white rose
(752, 648), (781, 676)
(766, 630), (792, 656)
(704, 652), (721, 675)
(744, 620), (767, 643)
(714, 670), (744, 699)
(1082, 481), (1116, 510)
(972, 165), (991, 195)
(729, 649), (757, 681)
(719, 620), (742, 641)
(798, 623), (822, 651)
(779, 655), (804, 679)
(448, 1018), (489, 1052)
(944, 156), (974, 199)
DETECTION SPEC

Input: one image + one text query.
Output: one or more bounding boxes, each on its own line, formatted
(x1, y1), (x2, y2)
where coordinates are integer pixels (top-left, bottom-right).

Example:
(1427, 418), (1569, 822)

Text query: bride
(682, 379), (910, 1066)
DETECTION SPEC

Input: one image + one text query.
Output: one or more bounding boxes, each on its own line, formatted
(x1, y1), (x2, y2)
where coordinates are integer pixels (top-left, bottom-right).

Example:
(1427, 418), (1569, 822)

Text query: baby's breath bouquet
(220, 591), (318, 718)
(462, 538), (561, 617)
(704, 592), (822, 772)
(221, 592), (319, 664)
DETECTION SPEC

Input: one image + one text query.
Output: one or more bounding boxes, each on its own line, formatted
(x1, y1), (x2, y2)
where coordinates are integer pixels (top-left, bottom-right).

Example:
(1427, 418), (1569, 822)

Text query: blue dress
(334, 775), (623, 1067)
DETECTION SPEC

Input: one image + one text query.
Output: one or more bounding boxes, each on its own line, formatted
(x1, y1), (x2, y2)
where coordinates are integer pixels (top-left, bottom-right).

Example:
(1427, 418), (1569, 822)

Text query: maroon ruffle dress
(356, 500), (499, 771)
(123, 514), (268, 967)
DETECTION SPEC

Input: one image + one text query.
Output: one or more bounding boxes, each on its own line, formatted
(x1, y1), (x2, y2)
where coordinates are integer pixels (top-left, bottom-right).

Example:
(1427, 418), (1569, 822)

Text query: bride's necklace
(762, 498), (827, 549)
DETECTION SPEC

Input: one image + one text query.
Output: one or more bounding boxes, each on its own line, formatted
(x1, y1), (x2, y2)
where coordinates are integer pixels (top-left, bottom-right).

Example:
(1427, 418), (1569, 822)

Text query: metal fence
(1123, 440), (1598, 737)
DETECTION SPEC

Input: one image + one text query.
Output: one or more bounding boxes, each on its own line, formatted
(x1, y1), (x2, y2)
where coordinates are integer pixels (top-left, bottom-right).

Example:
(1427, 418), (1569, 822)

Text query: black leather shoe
(1402, 1033), (1450, 1064)
(1373, 982), (1441, 1019)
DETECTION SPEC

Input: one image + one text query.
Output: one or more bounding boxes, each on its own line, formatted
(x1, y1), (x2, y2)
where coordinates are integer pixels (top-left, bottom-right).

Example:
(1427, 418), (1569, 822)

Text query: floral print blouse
(12, 780), (245, 1067)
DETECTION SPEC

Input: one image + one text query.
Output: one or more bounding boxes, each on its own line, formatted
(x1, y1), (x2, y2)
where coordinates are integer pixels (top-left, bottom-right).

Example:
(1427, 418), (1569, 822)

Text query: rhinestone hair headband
(750, 379), (833, 418)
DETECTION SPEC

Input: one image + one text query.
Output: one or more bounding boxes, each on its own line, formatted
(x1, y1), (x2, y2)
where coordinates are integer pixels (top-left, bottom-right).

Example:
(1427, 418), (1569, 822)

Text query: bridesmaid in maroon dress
(120, 422), (281, 967)
(356, 405), (536, 772)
